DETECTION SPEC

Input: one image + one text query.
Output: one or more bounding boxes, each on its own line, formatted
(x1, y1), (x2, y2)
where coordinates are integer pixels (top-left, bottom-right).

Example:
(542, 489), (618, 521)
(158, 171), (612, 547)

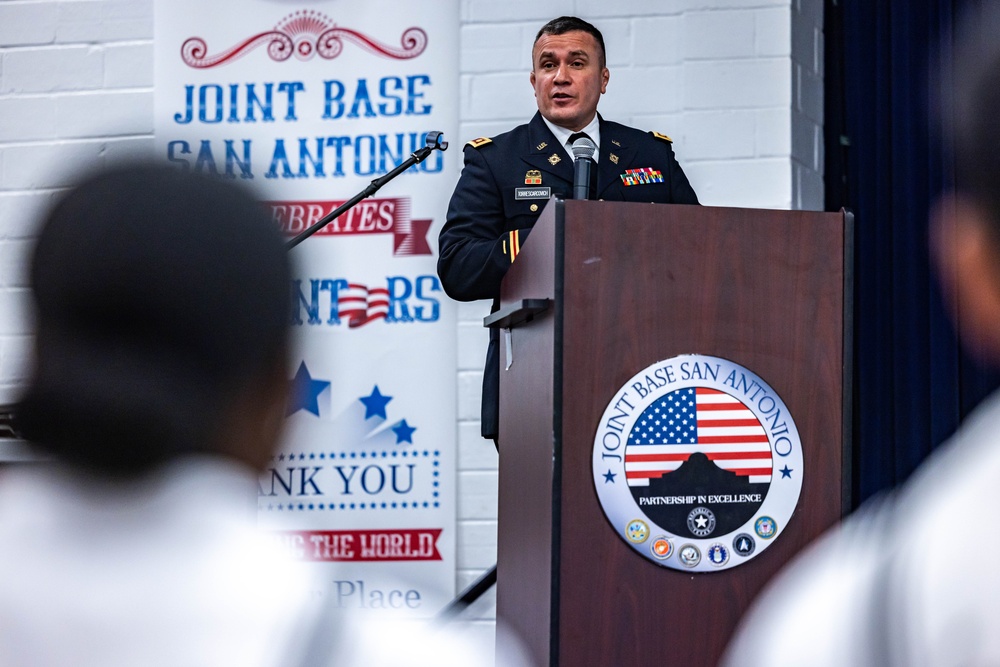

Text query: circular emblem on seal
(650, 536), (673, 560)
(592, 354), (803, 572)
(625, 519), (649, 543)
(687, 507), (716, 537)
(678, 544), (701, 568)
(707, 543), (730, 566)
(732, 533), (756, 557)
(755, 516), (777, 539)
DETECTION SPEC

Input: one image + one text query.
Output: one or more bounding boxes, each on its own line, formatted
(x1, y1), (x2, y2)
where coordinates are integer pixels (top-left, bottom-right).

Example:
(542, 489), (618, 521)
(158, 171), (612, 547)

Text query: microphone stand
(285, 131), (449, 250)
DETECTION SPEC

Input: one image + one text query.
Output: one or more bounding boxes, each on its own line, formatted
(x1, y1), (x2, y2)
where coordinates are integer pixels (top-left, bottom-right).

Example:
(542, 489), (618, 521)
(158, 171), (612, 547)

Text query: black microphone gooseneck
(570, 132), (597, 200)
(285, 131), (449, 250)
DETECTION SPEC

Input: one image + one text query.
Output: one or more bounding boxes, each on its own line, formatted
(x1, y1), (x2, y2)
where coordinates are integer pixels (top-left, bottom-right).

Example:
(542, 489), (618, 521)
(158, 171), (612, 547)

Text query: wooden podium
(487, 199), (852, 666)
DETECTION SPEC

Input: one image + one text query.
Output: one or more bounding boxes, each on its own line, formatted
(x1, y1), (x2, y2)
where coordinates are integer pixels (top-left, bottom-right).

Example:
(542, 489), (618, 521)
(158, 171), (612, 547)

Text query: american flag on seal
(337, 283), (389, 328)
(625, 387), (772, 486)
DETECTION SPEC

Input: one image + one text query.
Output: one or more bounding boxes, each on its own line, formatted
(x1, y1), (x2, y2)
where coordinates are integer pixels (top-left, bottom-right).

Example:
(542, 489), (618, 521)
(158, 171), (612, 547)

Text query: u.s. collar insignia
(611, 139), (621, 147)
(609, 153), (620, 164)
(525, 170), (542, 185)
(536, 141), (548, 150)
(548, 153), (561, 166)
(592, 354), (803, 572)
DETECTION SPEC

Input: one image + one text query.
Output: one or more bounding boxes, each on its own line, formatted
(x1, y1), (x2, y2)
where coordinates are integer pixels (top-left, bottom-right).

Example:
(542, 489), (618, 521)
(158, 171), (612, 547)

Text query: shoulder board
(651, 131), (673, 143)
(466, 137), (493, 149)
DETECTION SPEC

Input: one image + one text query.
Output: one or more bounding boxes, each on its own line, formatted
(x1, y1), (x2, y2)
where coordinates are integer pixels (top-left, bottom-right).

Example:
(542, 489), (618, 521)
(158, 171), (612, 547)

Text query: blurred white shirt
(0, 456), (322, 667)
(0, 455), (508, 667)
(724, 390), (1000, 667)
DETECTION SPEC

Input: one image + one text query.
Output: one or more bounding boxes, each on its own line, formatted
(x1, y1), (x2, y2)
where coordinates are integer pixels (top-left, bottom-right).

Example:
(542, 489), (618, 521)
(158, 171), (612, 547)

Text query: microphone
(570, 133), (597, 200)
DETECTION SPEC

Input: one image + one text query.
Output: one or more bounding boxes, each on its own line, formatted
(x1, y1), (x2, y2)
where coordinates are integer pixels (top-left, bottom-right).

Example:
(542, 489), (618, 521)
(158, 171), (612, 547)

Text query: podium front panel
(497, 200), (850, 666)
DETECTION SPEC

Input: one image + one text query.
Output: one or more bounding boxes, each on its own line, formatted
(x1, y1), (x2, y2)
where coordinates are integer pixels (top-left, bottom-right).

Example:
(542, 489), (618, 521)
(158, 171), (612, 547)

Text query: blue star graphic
(603, 470), (617, 484)
(359, 385), (392, 419)
(392, 419), (416, 444)
(287, 362), (330, 416)
(780, 465), (793, 479)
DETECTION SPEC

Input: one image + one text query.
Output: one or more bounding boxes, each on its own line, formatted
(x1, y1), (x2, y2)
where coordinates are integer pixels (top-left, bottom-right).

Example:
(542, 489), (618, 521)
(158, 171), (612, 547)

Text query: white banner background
(153, 0), (458, 614)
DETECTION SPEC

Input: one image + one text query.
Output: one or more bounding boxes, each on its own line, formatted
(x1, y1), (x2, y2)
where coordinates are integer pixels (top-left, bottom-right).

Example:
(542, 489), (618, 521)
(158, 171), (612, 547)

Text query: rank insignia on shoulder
(525, 170), (542, 185)
(651, 131), (673, 143)
(467, 137), (493, 148)
(621, 167), (664, 186)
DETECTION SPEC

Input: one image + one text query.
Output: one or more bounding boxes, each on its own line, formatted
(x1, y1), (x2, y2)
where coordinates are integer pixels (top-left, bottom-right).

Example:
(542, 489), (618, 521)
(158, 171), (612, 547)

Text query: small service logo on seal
(678, 544), (701, 568)
(733, 533), (756, 557)
(707, 543), (730, 566)
(755, 516), (777, 539)
(687, 507), (716, 537)
(625, 519), (650, 543)
(592, 355), (803, 572)
(651, 536), (673, 560)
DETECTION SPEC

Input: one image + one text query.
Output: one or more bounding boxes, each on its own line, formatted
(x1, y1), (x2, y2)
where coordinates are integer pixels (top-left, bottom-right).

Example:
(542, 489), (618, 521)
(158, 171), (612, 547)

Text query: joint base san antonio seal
(592, 354), (803, 572)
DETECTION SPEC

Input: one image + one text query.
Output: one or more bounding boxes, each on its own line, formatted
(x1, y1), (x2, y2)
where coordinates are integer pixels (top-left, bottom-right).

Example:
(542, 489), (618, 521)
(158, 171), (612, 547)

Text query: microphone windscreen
(571, 136), (597, 160)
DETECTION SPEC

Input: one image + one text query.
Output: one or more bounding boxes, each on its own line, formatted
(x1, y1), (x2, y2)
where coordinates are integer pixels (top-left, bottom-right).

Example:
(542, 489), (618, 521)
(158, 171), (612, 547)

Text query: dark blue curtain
(825, 0), (1000, 505)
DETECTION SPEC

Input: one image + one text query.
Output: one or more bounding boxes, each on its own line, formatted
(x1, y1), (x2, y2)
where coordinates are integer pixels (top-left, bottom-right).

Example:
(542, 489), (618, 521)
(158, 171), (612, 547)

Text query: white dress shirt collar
(541, 113), (601, 163)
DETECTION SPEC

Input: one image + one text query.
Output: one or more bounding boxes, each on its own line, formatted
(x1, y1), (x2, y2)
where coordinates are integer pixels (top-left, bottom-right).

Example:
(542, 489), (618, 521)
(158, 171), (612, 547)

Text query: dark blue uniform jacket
(438, 111), (699, 440)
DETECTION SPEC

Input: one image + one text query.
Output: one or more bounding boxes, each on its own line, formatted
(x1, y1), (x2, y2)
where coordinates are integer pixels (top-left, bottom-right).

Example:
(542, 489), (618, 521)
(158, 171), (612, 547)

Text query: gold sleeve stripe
(503, 238), (507, 255)
(507, 230), (520, 262)
(514, 229), (521, 256)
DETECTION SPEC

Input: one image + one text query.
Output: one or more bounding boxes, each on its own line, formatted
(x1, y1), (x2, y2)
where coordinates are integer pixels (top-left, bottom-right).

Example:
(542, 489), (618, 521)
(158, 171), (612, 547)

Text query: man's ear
(931, 194), (1000, 363)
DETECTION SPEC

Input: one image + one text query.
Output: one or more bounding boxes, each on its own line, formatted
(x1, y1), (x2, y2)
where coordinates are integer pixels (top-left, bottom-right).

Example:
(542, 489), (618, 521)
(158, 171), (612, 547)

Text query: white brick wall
(0, 0), (154, 405)
(0, 0), (823, 658)
(791, 0), (824, 209)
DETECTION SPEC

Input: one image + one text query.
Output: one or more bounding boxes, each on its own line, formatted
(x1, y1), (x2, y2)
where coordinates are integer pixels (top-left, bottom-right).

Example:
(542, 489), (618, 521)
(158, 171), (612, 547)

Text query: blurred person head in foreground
(1, 163), (519, 667)
(723, 7), (1000, 666)
(0, 163), (320, 667)
(16, 162), (291, 477)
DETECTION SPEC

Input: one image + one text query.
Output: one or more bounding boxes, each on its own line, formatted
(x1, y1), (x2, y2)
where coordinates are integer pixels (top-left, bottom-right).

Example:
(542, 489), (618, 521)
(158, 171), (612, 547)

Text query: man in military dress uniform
(438, 16), (699, 444)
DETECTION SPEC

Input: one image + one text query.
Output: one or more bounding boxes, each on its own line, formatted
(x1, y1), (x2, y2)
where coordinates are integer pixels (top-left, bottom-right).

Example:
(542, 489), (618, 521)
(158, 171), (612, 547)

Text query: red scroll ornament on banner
(181, 10), (428, 68)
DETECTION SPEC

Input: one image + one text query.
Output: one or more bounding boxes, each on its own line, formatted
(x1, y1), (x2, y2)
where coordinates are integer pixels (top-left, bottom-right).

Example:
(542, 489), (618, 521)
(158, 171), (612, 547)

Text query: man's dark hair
(534, 16), (606, 68)
(15, 163), (291, 476)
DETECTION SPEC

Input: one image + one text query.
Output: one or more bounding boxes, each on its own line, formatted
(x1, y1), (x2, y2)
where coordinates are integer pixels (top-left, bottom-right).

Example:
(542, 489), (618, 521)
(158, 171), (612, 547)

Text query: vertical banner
(153, 1), (458, 613)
